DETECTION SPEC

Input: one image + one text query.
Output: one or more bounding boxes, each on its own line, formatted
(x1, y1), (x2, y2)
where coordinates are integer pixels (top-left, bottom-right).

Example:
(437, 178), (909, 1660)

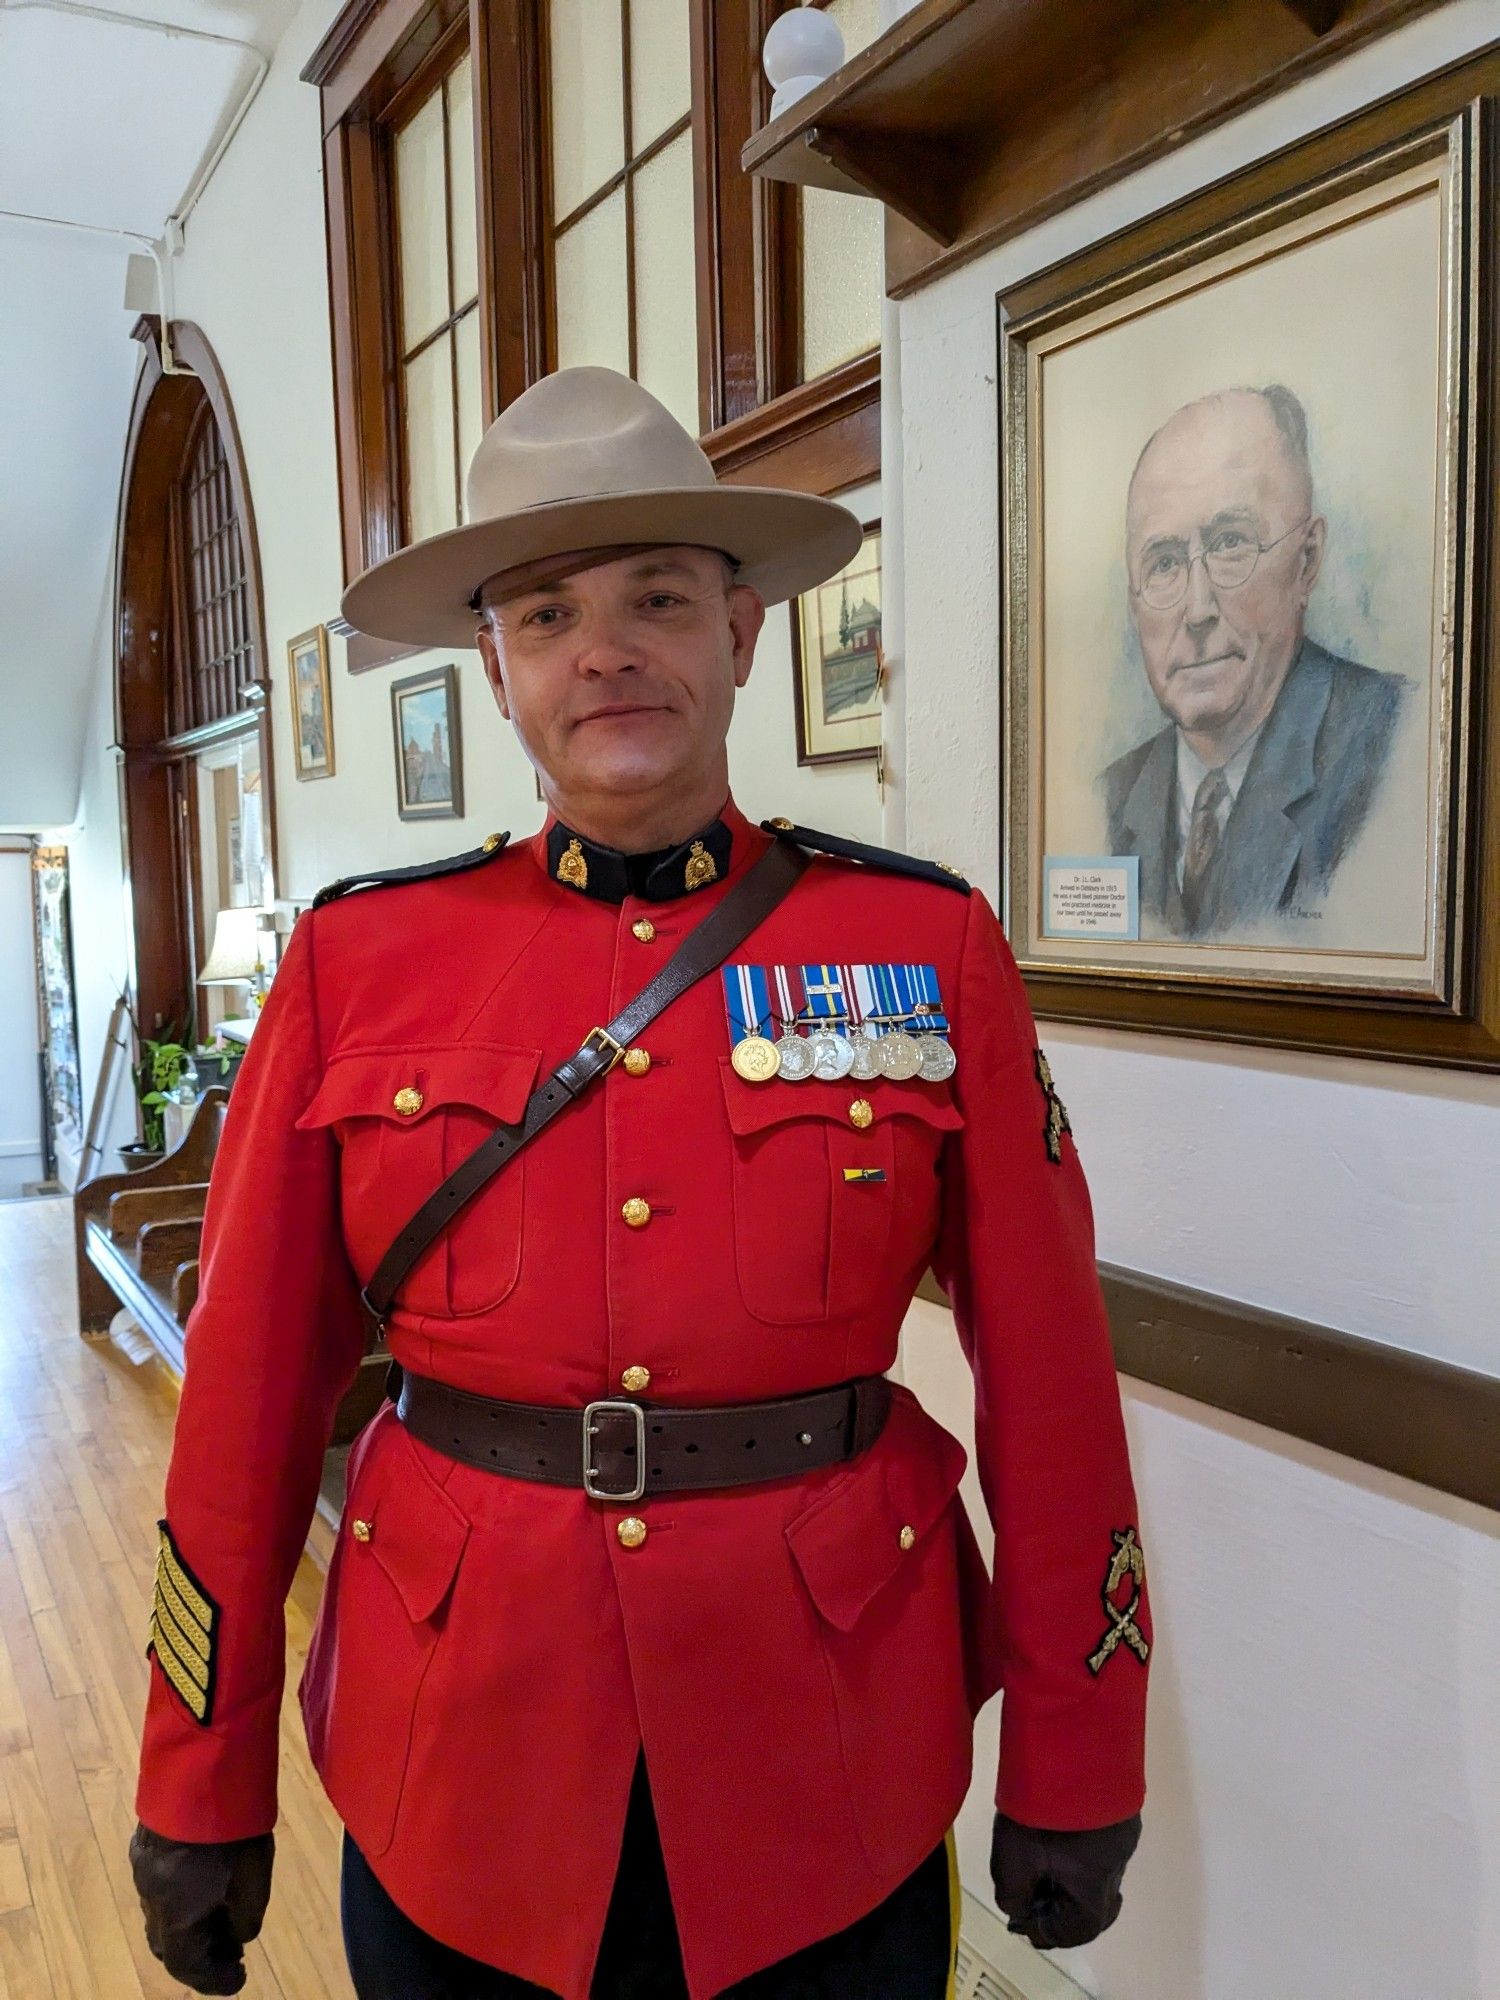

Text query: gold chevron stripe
(157, 1527), (213, 1630)
(150, 1619), (209, 1721)
(153, 1562), (210, 1660)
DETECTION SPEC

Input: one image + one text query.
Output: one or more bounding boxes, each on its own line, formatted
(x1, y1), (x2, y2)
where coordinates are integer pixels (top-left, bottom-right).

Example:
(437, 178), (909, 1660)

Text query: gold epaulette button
(393, 1087), (424, 1116)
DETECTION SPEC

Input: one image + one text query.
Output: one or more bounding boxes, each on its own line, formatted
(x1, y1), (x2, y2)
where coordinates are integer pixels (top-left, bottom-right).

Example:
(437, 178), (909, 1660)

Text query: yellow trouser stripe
(944, 1822), (961, 1999)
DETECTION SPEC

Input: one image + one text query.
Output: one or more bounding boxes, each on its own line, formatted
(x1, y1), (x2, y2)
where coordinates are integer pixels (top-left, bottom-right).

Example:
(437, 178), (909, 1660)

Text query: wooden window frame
(303, 0), (878, 637)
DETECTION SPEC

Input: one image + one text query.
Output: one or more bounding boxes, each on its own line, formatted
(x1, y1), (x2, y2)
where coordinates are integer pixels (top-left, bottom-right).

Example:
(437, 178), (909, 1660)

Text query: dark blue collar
(545, 815), (733, 902)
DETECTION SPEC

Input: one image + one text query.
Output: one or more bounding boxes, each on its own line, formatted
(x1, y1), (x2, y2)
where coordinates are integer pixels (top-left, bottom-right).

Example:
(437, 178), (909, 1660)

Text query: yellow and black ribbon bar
(148, 1520), (219, 1725)
(842, 1166), (887, 1182)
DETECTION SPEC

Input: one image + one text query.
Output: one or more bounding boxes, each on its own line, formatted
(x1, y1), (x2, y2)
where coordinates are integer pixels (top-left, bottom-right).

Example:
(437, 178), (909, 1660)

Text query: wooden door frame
(114, 317), (277, 1042)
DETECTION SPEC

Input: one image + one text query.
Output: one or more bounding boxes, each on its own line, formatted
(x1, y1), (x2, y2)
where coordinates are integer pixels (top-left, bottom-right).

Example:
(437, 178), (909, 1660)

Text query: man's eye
(1208, 529), (1252, 555)
(643, 593), (683, 609)
(523, 606), (565, 628)
(1145, 551), (1185, 581)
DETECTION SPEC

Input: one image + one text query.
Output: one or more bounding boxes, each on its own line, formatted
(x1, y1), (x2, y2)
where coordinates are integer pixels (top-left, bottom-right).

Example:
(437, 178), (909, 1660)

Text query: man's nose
(1182, 550), (1220, 631)
(574, 627), (642, 675)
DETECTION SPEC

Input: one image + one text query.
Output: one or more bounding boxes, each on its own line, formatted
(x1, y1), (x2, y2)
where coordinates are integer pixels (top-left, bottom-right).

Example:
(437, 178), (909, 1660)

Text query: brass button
(351, 1519), (372, 1543)
(482, 832), (503, 852)
(393, 1086), (424, 1116)
(898, 1524), (916, 1551)
(848, 1098), (873, 1129)
(622, 1047), (651, 1077)
(617, 1516), (648, 1549)
(632, 918), (656, 942)
(621, 1197), (652, 1228)
(769, 816), (794, 830)
(620, 1364), (651, 1393)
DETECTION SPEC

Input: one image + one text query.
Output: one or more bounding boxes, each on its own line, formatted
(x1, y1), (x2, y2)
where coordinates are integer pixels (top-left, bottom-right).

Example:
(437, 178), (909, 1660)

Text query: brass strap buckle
(582, 1399), (648, 1501)
(583, 1025), (626, 1073)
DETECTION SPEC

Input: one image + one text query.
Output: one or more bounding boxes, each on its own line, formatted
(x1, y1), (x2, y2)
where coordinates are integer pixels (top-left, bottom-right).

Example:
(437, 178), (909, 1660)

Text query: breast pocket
(295, 1042), (542, 1317)
(718, 1057), (963, 1325)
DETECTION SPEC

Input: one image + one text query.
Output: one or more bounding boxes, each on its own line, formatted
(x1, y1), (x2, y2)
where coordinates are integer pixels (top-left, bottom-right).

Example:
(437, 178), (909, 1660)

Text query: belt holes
(536, 1457), (547, 1467)
(744, 1438), (756, 1448)
(650, 1425), (663, 1434)
(489, 1446), (499, 1458)
(684, 1442), (698, 1454)
(651, 1467), (663, 1477)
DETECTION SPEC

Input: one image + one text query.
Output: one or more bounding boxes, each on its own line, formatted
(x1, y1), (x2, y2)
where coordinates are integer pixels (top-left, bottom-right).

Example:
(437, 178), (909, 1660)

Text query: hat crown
(465, 367), (715, 521)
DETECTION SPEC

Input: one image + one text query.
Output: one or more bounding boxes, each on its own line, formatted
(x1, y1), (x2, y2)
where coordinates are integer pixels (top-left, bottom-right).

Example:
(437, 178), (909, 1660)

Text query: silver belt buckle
(582, 1398), (648, 1501)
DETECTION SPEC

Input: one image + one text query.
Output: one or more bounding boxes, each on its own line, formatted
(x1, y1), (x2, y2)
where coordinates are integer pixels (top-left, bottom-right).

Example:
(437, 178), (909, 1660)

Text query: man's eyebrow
(503, 558), (700, 608)
(1201, 507), (1260, 533)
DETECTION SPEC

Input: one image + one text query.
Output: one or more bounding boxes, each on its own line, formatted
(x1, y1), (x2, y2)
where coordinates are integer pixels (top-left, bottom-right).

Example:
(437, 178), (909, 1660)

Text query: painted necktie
(1180, 766), (1230, 928)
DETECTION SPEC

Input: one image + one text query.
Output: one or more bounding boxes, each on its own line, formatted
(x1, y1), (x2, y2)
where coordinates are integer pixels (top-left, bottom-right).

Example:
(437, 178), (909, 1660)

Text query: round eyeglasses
(1130, 516), (1311, 611)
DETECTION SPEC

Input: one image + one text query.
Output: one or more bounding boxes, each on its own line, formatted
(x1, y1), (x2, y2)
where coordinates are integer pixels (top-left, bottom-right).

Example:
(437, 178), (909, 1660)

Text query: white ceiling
(0, 0), (295, 828)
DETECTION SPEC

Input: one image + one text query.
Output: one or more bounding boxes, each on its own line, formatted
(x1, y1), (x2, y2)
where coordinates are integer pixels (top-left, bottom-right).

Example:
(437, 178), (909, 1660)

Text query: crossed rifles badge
(1086, 1527), (1151, 1677)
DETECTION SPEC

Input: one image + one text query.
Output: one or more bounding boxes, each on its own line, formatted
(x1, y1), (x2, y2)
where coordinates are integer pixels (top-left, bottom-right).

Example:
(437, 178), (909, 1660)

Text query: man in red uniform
(130, 366), (1150, 1998)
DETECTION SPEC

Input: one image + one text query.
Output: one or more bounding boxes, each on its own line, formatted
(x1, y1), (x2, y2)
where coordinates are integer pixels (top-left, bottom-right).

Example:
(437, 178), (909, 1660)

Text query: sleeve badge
(148, 1520), (219, 1724)
(1034, 1047), (1073, 1163)
(1086, 1526), (1151, 1676)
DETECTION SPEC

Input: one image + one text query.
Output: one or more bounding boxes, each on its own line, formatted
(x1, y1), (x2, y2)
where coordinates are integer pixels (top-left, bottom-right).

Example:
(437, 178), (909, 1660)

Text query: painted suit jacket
(134, 794), (1150, 2000)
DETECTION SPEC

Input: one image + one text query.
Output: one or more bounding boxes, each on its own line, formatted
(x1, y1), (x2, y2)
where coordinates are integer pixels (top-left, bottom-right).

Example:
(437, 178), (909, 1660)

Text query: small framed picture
(391, 662), (463, 821)
(791, 521), (882, 765)
(287, 626), (334, 780)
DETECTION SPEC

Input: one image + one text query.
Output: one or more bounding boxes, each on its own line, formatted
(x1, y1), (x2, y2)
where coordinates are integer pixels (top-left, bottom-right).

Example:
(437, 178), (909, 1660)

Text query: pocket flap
(347, 1426), (470, 1624)
(296, 1044), (542, 1132)
(718, 1058), (963, 1138)
(785, 1391), (968, 1632)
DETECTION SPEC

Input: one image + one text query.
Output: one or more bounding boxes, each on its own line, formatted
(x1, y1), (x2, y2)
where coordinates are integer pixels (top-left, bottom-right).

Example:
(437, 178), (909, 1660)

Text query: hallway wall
(887, 4), (1500, 1996)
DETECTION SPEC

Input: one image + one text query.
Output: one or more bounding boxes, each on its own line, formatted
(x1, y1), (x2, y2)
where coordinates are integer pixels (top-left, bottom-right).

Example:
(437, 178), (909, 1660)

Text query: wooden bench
(74, 1088), (387, 1561)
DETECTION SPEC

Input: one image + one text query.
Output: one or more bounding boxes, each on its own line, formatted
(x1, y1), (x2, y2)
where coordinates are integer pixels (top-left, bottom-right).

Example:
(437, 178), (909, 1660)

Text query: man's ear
(476, 622), (512, 719)
(1297, 516), (1328, 603)
(728, 585), (765, 690)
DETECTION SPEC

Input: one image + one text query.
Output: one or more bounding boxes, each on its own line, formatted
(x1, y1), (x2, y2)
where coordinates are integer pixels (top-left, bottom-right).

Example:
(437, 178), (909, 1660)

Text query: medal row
(721, 963), (957, 1086)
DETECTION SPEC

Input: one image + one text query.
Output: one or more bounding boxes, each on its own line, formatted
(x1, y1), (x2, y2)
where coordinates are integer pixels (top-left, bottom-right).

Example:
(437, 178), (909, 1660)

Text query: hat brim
(341, 486), (867, 648)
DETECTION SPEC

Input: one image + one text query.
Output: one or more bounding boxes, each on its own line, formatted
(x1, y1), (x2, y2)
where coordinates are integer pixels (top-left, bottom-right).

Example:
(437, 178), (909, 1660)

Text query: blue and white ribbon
(722, 963), (775, 1045)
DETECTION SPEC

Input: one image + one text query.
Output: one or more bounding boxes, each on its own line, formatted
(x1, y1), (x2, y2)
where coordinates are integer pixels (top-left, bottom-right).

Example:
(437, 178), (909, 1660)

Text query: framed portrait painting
(792, 521), (883, 764)
(288, 625), (334, 780)
(998, 76), (1500, 1069)
(391, 662), (463, 821)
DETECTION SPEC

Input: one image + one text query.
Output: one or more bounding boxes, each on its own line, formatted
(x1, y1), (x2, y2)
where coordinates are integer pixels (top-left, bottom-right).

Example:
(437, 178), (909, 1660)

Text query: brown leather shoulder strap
(360, 838), (810, 1325)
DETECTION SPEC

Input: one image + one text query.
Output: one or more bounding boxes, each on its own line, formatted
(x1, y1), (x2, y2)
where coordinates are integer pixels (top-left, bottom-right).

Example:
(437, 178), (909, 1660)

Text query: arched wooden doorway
(115, 317), (279, 1042)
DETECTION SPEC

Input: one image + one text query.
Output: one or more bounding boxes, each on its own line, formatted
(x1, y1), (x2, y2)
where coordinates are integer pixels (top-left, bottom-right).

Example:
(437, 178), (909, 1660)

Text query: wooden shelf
(742, 0), (1449, 298)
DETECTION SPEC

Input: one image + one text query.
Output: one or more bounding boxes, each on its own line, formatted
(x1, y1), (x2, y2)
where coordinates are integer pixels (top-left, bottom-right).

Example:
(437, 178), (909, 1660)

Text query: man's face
(475, 545), (764, 803)
(1125, 392), (1326, 741)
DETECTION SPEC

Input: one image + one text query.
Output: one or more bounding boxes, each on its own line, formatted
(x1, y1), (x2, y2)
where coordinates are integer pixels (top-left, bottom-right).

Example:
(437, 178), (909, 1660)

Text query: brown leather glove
(990, 1810), (1141, 1951)
(129, 1822), (275, 1996)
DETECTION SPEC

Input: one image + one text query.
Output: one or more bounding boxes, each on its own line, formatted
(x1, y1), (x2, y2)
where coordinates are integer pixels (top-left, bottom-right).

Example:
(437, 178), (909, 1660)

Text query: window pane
(447, 52), (479, 309)
(455, 308), (483, 519)
(554, 189), (629, 375)
(632, 132), (698, 435)
(549, 0), (624, 220)
(800, 183), (882, 380)
(826, 0), (881, 61)
(395, 85), (449, 350)
(405, 332), (458, 543)
(629, 0), (690, 153)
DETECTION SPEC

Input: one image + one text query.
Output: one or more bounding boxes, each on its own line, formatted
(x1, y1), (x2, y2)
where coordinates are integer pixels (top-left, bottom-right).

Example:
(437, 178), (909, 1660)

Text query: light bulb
(763, 6), (845, 121)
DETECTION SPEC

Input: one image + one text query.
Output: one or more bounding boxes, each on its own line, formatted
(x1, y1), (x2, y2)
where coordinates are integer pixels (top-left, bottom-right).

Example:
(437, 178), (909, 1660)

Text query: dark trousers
(341, 1748), (957, 1999)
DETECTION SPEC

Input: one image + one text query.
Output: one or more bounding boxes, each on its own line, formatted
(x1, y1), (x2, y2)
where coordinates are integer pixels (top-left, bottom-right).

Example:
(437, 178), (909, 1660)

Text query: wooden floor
(0, 1194), (354, 1999)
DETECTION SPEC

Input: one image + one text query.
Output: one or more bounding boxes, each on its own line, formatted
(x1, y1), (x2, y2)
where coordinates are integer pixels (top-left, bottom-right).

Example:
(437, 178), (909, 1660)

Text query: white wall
(889, 5), (1500, 1996)
(0, 847), (43, 1196)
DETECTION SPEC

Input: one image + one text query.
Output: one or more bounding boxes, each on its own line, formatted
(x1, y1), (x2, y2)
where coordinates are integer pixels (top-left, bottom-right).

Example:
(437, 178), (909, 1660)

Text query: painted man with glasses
(1101, 384), (1407, 938)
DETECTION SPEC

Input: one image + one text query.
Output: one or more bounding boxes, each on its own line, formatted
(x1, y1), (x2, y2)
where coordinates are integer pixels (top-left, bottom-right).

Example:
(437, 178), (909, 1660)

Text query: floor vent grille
(955, 1890), (1090, 2000)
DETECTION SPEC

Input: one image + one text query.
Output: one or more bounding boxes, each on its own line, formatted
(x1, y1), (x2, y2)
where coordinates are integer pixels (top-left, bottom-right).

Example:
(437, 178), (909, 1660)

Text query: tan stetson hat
(340, 365), (866, 648)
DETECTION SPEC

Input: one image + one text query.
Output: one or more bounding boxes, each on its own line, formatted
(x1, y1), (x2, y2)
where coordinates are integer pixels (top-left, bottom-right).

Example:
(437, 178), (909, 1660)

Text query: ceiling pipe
(0, 0), (271, 372)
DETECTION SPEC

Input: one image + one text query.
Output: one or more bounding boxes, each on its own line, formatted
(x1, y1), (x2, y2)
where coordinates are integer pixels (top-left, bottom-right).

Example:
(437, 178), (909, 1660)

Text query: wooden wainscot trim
(706, 349), (880, 497)
(914, 1263), (1500, 1513)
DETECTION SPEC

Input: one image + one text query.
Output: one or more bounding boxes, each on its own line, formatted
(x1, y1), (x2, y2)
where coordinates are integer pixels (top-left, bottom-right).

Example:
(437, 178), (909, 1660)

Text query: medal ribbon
(771, 963), (807, 1034)
(908, 963), (950, 1036)
(722, 963), (774, 1046)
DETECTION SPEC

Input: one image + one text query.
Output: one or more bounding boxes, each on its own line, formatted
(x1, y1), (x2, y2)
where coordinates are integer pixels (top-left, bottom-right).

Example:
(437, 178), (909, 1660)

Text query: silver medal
(918, 1034), (957, 1082)
(811, 1030), (855, 1080)
(876, 1030), (923, 1080)
(847, 1025), (881, 1080)
(775, 1029), (815, 1081)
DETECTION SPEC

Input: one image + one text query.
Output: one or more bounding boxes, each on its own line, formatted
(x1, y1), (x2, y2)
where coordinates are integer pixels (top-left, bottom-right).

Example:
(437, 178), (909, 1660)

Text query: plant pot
(118, 1142), (165, 1173)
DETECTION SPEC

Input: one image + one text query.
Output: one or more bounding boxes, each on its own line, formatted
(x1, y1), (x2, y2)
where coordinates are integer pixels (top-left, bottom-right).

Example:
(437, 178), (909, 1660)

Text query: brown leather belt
(393, 1367), (893, 1499)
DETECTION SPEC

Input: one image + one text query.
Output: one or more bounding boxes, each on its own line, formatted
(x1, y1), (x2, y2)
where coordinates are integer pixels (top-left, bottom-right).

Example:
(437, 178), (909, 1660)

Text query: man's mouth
(1170, 649), (1243, 676)
(573, 704), (669, 725)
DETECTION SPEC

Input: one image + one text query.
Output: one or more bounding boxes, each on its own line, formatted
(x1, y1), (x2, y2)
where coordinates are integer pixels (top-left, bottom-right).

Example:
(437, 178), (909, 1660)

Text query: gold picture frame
(997, 74), (1500, 1069)
(287, 625), (334, 781)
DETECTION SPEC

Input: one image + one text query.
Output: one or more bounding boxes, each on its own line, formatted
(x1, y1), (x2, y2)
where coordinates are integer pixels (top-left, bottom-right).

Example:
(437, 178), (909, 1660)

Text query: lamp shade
(199, 906), (265, 985)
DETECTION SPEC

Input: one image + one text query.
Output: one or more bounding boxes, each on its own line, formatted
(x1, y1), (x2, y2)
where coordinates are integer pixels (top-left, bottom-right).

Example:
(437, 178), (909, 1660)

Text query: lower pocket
(784, 1393), (976, 1869)
(300, 1415), (470, 1858)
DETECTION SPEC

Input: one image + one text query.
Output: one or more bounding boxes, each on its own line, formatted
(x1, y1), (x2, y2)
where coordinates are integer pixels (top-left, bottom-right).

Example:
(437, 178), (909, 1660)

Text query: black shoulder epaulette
(312, 832), (511, 910)
(761, 818), (970, 894)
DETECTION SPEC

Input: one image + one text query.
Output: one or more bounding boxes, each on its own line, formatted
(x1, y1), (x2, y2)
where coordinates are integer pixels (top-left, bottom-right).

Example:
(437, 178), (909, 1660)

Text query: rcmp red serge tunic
(135, 794), (1150, 2000)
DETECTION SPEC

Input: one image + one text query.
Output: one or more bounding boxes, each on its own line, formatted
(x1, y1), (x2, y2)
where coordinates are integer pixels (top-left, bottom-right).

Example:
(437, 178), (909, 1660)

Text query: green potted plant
(119, 1004), (195, 1170)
